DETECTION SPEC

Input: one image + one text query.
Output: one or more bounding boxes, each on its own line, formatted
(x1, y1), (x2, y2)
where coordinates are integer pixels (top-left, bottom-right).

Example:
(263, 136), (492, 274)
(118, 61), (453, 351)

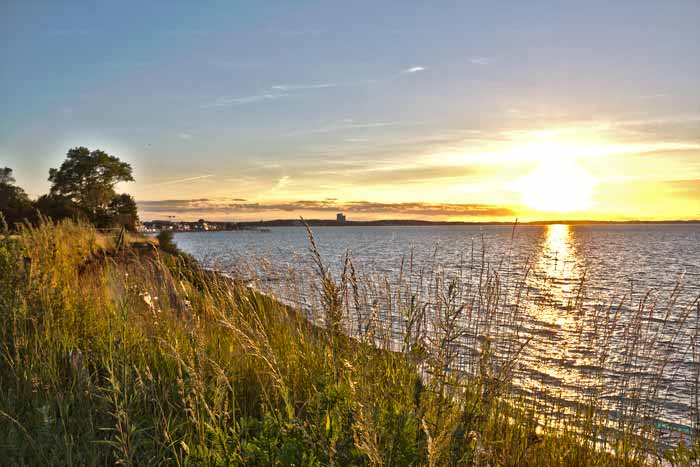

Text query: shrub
(156, 229), (179, 255)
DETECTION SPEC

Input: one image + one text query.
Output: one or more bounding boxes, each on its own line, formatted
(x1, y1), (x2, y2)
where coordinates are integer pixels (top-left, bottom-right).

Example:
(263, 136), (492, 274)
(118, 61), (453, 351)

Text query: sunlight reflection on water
(175, 224), (700, 437)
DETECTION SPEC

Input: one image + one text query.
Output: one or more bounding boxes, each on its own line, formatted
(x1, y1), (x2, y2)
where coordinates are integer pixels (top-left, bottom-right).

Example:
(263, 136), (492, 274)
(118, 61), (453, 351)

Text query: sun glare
(515, 157), (597, 213)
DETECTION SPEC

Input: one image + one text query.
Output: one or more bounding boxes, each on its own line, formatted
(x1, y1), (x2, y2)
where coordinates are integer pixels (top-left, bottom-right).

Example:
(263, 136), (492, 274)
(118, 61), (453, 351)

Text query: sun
(515, 158), (597, 213)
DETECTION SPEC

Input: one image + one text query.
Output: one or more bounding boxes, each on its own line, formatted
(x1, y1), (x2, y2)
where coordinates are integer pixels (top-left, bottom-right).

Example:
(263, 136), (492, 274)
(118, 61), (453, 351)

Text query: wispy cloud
(178, 132), (192, 140)
(202, 82), (340, 109)
(201, 92), (289, 108)
(137, 199), (514, 218)
(203, 67), (427, 109)
(351, 164), (493, 185)
(468, 57), (491, 65)
(154, 175), (213, 186)
(613, 114), (700, 127)
(637, 93), (670, 100)
(285, 120), (416, 137)
(665, 179), (700, 197)
(345, 137), (371, 143)
(275, 175), (291, 189)
(272, 78), (379, 91)
(271, 83), (337, 91)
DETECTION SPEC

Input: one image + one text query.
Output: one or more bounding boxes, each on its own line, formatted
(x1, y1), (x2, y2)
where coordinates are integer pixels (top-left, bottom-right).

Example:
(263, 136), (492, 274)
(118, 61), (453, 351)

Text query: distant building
(336, 212), (346, 223)
(141, 219), (243, 232)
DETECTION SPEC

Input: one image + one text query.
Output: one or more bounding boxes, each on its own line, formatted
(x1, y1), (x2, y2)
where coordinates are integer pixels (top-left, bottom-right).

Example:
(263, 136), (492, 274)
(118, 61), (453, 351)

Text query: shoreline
(144, 219), (700, 233)
(238, 219), (700, 227)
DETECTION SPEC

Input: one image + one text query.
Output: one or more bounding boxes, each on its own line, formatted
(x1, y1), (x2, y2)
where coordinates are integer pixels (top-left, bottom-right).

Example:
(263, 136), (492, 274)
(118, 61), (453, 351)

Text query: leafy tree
(35, 194), (81, 222)
(48, 147), (135, 227)
(106, 193), (139, 231)
(0, 167), (16, 185)
(0, 167), (34, 227)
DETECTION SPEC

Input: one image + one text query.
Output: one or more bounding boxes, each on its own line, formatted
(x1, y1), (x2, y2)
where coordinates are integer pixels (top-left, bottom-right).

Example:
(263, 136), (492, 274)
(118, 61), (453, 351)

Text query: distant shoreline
(237, 219), (700, 227)
(144, 218), (700, 233)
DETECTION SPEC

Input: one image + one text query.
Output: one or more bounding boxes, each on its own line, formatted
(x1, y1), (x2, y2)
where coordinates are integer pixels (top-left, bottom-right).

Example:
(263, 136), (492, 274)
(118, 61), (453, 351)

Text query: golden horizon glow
(121, 122), (700, 222)
(3, 3), (699, 223)
(513, 144), (598, 213)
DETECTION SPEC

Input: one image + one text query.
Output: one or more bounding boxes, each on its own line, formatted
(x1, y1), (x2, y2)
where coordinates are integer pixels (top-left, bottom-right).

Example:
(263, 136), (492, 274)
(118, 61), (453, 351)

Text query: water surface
(175, 224), (700, 436)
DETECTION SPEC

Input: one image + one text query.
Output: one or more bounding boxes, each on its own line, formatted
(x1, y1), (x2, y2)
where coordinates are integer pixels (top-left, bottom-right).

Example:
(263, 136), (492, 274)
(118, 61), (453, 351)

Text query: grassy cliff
(0, 220), (697, 466)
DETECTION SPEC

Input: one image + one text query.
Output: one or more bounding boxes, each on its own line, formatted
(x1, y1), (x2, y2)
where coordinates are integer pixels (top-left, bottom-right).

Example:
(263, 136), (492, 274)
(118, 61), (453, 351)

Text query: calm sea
(174, 224), (700, 436)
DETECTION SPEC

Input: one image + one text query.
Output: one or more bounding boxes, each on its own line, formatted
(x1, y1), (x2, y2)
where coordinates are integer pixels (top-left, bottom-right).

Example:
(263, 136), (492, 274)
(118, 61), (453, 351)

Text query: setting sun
(515, 157), (597, 213)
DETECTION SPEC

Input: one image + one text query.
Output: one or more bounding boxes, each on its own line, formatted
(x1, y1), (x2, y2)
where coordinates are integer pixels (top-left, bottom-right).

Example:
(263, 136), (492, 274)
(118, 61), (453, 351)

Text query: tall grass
(0, 219), (698, 466)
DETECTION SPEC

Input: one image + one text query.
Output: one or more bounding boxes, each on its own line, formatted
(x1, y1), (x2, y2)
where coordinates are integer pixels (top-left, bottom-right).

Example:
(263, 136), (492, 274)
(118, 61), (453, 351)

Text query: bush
(156, 229), (179, 255)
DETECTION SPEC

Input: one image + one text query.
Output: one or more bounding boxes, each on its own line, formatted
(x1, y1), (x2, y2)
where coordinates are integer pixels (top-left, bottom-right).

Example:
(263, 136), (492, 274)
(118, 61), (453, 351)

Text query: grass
(0, 219), (698, 466)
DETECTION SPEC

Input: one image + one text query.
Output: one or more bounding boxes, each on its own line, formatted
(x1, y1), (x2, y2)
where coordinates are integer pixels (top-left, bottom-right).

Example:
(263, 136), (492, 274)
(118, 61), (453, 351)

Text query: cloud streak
(468, 57), (491, 65)
(202, 66), (430, 109)
(271, 83), (337, 91)
(665, 179), (700, 197)
(284, 120), (414, 137)
(203, 79), (374, 109)
(201, 92), (289, 108)
(154, 175), (213, 186)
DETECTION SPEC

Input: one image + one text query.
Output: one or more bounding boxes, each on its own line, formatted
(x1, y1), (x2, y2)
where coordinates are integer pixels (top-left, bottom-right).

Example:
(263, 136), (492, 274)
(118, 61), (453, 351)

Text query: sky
(1, 1), (699, 222)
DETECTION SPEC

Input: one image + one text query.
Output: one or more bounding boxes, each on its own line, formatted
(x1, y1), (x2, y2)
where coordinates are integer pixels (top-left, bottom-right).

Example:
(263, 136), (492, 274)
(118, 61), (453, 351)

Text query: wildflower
(70, 348), (83, 372)
(142, 291), (153, 308)
(141, 291), (159, 313)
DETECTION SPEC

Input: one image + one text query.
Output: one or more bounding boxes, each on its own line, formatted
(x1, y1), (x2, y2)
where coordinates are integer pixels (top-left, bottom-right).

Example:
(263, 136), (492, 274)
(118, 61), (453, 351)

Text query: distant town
(139, 213), (351, 232)
(140, 219), (264, 233)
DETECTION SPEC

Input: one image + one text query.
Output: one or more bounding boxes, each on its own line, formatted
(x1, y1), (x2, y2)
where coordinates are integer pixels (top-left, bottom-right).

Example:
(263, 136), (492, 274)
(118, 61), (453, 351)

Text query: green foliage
(2, 150), (139, 231)
(156, 229), (179, 255)
(0, 166), (34, 227)
(0, 219), (696, 466)
(0, 166), (17, 185)
(106, 193), (139, 231)
(35, 194), (82, 222)
(48, 146), (134, 228)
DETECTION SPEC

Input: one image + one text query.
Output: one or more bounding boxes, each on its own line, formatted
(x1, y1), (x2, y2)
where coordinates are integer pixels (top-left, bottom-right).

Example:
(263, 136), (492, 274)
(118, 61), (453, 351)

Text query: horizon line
(142, 218), (700, 226)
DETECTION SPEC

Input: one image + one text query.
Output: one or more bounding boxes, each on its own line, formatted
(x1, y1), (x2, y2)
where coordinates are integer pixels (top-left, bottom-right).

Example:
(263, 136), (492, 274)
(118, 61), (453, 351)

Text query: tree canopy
(105, 193), (139, 231)
(1, 148), (140, 231)
(0, 167), (16, 185)
(48, 147), (136, 228)
(0, 167), (33, 227)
